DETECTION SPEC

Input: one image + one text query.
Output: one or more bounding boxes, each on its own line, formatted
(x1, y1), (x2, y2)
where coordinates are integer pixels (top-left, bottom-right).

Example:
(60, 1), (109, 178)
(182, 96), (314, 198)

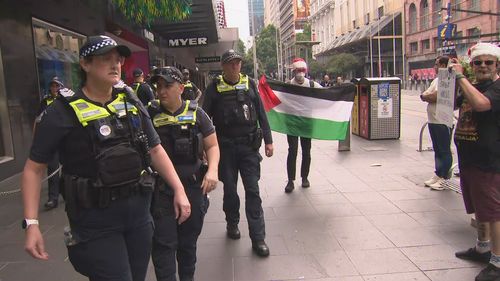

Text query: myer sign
(168, 37), (208, 48)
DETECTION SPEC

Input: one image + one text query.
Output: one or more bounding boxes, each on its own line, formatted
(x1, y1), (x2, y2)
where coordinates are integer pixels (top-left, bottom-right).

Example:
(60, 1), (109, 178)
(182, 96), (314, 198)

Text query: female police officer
(21, 35), (190, 281)
(148, 67), (219, 281)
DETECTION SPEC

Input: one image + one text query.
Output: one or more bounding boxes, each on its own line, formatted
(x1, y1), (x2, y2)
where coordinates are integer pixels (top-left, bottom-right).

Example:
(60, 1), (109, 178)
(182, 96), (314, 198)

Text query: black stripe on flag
(267, 78), (355, 102)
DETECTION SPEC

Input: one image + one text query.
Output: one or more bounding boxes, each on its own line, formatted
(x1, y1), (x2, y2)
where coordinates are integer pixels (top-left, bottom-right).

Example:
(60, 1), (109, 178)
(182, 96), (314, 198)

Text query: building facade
(405, 0), (500, 81)
(0, 0), (228, 187)
(264, 0), (280, 27)
(312, 0), (404, 79)
(249, 0), (265, 35)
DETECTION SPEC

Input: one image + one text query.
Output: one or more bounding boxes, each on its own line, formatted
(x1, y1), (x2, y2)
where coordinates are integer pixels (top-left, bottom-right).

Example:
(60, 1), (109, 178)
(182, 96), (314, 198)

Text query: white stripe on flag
(273, 90), (352, 122)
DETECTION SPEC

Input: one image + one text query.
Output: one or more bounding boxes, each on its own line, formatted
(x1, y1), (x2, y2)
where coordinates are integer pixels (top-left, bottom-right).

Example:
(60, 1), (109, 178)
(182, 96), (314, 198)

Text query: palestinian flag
(258, 76), (355, 140)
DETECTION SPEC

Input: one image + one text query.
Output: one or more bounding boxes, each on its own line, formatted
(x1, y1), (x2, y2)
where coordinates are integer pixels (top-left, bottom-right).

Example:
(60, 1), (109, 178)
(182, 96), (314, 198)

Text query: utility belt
(219, 128), (263, 150)
(61, 173), (155, 219)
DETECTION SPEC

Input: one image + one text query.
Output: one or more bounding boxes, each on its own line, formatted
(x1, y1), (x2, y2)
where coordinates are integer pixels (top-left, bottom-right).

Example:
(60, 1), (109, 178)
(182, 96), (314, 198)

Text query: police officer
(132, 68), (156, 106)
(181, 69), (202, 101)
(202, 49), (274, 257)
(148, 66), (219, 281)
(38, 76), (63, 210)
(22, 35), (190, 281)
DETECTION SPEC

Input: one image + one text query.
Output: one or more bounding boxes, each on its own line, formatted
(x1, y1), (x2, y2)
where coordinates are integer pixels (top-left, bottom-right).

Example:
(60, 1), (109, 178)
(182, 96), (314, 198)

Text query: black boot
(226, 224), (241, 240)
(301, 178), (310, 188)
(252, 240), (270, 257)
(284, 181), (294, 193)
(44, 200), (58, 210)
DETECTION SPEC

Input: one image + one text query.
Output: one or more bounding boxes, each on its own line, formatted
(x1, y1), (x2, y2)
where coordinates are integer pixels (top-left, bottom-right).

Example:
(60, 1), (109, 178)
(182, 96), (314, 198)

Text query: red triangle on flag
(258, 75), (281, 112)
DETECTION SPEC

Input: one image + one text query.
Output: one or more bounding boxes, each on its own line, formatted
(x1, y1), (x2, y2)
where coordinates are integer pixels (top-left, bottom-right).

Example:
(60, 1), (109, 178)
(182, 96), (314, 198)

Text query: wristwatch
(22, 219), (39, 230)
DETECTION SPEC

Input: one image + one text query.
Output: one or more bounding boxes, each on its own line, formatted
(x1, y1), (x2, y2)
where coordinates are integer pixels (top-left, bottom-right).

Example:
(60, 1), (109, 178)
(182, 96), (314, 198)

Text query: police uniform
(28, 36), (159, 281)
(131, 80), (155, 106)
(181, 80), (201, 101)
(148, 97), (214, 281)
(38, 77), (64, 209)
(202, 54), (272, 255)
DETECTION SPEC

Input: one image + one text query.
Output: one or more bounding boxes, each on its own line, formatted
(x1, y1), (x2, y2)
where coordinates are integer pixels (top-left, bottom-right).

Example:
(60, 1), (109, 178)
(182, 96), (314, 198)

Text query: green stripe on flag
(267, 110), (349, 140)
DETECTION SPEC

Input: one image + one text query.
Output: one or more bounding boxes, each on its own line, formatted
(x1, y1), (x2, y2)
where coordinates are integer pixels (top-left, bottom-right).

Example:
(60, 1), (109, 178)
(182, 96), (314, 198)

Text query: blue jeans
(428, 123), (453, 179)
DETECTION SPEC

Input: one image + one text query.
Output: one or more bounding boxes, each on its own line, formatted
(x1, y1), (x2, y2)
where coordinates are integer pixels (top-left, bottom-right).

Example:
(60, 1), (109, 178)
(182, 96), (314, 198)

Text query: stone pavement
(0, 90), (483, 281)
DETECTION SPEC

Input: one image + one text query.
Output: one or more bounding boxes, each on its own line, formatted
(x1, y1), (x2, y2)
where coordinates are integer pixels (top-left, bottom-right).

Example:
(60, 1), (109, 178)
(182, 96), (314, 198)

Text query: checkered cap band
(152, 67), (183, 84)
(80, 36), (118, 58)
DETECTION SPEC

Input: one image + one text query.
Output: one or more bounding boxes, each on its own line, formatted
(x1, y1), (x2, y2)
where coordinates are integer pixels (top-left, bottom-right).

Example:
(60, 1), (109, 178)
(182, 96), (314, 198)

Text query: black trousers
(67, 191), (153, 281)
(151, 183), (208, 281)
(47, 153), (60, 202)
(286, 135), (311, 181)
(219, 141), (265, 241)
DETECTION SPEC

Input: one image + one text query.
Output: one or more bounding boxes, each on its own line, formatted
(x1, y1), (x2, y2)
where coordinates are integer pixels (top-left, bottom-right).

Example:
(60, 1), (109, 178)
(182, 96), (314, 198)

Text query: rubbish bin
(358, 77), (401, 140)
(350, 78), (361, 136)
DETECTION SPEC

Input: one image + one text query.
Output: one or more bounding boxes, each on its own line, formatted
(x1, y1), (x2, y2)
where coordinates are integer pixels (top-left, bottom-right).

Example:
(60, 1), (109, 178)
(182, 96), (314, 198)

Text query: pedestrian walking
(181, 69), (202, 102)
(202, 49), (274, 257)
(21, 35), (190, 281)
(284, 58), (322, 193)
(449, 42), (500, 281)
(38, 76), (63, 210)
(420, 56), (453, 190)
(148, 66), (219, 281)
(132, 68), (156, 106)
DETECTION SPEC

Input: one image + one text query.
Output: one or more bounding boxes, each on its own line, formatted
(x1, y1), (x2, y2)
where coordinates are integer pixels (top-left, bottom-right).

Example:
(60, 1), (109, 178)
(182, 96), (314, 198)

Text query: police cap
(49, 76), (64, 87)
(133, 68), (144, 77)
(221, 49), (243, 64)
(79, 35), (131, 58)
(151, 67), (183, 84)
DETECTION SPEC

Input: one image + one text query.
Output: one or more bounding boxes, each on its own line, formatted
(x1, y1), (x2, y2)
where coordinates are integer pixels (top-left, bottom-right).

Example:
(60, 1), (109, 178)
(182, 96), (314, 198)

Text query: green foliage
(113, 0), (192, 25)
(460, 58), (475, 82)
(244, 25), (278, 77)
(236, 39), (246, 54)
(308, 60), (325, 79)
(326, 53), (361, 77)
(296, 23), (311, 41)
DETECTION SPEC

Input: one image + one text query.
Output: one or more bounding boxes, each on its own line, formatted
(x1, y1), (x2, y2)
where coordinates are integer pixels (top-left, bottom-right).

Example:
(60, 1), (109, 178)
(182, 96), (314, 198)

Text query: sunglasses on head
(472, 60), (496, 66)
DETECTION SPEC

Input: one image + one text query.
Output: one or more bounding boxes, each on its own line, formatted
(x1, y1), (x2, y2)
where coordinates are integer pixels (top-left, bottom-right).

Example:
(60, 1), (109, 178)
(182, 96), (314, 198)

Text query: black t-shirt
(202, 76), (273, 144)
(30, 88), (160, 165)
(132, 82), (155, 106)
(454, 79), (500, 172)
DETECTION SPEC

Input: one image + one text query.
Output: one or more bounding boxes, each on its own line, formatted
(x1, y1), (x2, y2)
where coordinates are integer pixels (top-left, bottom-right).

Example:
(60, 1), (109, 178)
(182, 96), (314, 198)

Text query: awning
(318, 12), (401, 56)
(149, 0), (219, 46)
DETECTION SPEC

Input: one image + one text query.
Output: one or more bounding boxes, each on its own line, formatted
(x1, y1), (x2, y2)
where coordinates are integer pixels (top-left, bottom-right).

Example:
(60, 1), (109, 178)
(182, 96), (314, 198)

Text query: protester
(22, 35), (190, 281)
(284, 58), (322, 193)
(420, 56), (452, 190)
(449, 42), (500, 281)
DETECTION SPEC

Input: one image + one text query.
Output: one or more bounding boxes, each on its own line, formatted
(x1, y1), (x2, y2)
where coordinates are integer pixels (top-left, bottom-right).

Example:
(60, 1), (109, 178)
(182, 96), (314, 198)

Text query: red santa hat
(468, 42), (500, 60)
(292, 58), (307, 71)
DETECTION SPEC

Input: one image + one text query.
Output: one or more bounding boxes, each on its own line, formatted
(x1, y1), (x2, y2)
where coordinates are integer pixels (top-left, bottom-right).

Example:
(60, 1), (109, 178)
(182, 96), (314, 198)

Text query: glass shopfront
(32, 18), (85, 98)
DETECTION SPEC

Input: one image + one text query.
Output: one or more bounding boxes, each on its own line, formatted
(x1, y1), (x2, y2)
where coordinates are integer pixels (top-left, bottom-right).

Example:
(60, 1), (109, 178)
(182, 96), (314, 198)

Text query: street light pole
(250, 0), (258, 78)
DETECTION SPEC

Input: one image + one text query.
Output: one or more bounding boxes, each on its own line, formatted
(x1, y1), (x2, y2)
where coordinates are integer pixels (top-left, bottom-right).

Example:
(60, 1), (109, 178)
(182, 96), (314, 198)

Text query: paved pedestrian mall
(0, 90), (483, 281)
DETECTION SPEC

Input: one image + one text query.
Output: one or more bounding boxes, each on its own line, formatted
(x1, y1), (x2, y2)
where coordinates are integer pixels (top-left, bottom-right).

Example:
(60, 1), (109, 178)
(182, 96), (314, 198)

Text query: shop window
(0, 48), (14, 163)
(32, 18), (85, 100)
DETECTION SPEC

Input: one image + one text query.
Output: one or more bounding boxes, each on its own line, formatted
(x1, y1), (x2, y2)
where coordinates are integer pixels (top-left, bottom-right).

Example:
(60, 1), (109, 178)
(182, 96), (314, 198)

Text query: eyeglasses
(472, 60), (496, 66)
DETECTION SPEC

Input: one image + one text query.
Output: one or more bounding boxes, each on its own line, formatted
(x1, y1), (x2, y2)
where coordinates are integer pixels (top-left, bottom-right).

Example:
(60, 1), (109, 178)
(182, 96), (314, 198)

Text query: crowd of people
(21, 34), (500, 281)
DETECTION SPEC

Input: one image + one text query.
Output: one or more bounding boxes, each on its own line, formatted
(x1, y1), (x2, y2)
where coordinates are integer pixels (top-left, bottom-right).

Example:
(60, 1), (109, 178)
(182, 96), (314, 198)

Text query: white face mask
(295, 72), (306, 82)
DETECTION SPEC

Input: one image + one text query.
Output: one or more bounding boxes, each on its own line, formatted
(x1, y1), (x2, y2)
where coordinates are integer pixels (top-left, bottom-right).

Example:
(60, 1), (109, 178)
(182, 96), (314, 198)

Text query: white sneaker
(424, 175), (440, 187)
(430, 177), (446, 190)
